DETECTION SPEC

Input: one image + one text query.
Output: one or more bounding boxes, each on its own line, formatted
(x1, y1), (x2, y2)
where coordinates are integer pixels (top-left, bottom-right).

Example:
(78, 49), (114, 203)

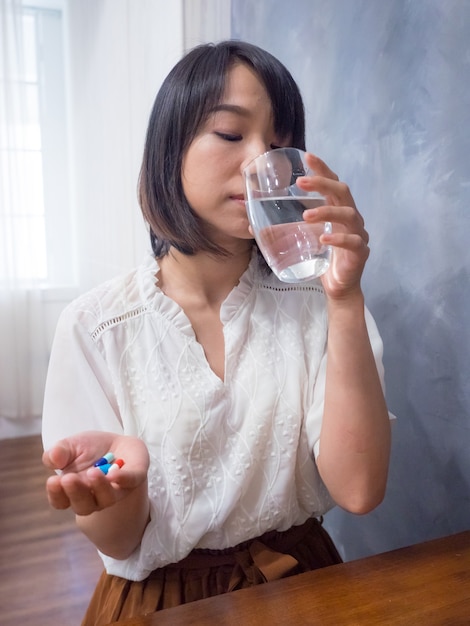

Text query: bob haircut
(138, 40), (306, 258)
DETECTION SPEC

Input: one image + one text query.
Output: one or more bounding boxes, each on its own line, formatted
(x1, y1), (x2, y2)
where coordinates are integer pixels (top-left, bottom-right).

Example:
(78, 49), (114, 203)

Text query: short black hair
(138, 40), (306, 258)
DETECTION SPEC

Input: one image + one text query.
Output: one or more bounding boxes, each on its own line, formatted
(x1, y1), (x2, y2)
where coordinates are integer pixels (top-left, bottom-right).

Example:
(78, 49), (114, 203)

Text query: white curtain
(64, 0), (230, 293)
(0, 0), (48, 435)
(0, 0), (230, 438)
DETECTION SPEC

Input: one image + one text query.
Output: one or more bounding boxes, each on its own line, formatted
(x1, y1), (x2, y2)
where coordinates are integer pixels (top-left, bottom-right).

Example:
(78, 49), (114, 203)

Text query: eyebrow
(209, 104), (251, 117)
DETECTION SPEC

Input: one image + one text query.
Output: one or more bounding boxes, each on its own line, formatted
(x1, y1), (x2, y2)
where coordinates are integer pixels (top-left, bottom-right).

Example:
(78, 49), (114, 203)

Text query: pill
(107, 459), (125, 473)
(97, 463), (113, 474)
(93, 452), (115, 467)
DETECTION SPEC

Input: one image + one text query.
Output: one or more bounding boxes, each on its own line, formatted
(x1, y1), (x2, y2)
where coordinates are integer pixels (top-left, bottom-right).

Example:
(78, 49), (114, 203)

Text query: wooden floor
(0, 435), (103, 626)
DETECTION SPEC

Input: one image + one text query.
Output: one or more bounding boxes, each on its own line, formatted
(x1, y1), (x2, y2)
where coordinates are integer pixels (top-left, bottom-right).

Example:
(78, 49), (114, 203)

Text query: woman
(42, 40), (391, 625)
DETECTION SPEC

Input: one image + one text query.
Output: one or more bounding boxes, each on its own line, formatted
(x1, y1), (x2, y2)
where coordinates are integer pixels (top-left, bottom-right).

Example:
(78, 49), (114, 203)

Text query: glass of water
(243, 148), (331, 283)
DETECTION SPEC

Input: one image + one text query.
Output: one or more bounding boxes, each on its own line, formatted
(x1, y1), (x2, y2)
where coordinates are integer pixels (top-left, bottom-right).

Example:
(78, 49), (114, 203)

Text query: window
(0, 0), (74, 286)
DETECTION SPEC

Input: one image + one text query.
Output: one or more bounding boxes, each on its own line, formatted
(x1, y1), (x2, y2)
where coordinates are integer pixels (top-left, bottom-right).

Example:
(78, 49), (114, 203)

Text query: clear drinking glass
(244, 148), (331, 283)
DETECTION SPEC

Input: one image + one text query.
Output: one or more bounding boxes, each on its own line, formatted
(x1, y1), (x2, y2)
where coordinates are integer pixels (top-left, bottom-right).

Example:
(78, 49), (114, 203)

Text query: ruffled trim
(137, 250), (324, 333)
(137, 254), (195, 338)
(137, 251), (262, 331)
(219, 248), (260, 325)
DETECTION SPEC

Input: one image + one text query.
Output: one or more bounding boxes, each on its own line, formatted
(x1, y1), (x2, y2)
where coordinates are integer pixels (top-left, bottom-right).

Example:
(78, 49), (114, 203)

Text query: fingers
(304, 204), (368, 244)
(63, 469), (119, 515)
(321, 230), (370, 261)
(298, 174), (356, 208)
(47, 468), (122, 515)
(300, 154), (369, 254)
(300, 153), (357, 210)
(304, 152), (339, 181)
(46, 474), (72, 510)
(299, 154), (371, 296)
(46, 470), (98, 514)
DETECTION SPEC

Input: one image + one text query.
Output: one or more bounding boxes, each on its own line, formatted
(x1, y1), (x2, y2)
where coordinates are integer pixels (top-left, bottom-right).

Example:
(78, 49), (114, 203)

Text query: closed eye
(215, 132), (242, 142)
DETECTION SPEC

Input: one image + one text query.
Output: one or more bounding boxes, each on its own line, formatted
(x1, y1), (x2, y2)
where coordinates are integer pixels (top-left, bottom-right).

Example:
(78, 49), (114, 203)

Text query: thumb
(42, 443), (73, 471)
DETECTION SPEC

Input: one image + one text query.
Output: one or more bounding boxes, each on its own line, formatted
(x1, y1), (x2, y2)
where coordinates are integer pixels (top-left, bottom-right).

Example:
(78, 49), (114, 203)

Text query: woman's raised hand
(299, 153), (370, 300)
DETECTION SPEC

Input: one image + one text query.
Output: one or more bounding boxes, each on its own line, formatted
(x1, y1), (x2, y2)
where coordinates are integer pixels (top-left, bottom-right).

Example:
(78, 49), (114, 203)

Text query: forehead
(220, 62), (272, 107)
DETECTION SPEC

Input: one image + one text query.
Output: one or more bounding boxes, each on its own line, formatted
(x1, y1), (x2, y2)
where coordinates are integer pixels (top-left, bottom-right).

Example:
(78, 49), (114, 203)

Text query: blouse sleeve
(42, 305), (123, 450)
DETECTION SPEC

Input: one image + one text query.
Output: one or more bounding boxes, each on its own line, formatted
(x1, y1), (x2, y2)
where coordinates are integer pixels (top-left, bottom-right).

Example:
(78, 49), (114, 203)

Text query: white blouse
(42, 252), (388, 581)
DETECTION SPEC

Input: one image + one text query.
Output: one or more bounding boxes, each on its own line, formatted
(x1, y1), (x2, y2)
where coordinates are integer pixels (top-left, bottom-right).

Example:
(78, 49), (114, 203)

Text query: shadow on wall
(324, 267), (470, 561)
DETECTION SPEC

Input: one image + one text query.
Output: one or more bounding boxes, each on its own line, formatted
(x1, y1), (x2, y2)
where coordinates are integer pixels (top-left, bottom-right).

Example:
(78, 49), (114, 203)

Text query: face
(181, 63), (290, 250)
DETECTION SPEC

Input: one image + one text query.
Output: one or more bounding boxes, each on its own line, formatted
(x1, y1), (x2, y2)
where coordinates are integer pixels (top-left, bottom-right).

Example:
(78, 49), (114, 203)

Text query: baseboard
(0, 415), (42, 440)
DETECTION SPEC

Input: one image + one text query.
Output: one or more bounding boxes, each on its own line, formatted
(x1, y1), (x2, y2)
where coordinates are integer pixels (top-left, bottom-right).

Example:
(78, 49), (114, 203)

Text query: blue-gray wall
(232, 0), (470, 560)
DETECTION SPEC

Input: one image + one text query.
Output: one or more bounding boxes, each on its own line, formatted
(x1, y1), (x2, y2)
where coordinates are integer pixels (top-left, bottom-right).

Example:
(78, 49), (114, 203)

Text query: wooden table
(112, 531), (470, 625)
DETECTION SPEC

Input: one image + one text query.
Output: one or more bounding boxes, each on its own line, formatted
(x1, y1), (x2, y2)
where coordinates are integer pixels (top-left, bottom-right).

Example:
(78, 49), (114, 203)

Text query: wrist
(326, 287), (365, 314)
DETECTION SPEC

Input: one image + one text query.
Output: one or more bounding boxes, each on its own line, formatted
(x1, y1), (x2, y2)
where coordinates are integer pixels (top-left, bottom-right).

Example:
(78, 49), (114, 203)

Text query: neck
(158, 244), (253, 306)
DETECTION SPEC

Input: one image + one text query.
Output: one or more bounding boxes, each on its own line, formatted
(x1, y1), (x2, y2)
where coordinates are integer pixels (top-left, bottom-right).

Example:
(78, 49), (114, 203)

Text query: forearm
(317, 291), (391, 514)
(76, 479), (150, 559)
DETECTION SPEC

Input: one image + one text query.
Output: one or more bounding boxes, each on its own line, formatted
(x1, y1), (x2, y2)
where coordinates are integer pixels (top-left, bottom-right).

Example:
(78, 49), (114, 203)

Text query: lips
(231, 194), (246, 202)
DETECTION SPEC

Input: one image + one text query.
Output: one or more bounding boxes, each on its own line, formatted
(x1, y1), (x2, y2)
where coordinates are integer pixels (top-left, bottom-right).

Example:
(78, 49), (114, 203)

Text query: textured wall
(232, 0), (470, 559)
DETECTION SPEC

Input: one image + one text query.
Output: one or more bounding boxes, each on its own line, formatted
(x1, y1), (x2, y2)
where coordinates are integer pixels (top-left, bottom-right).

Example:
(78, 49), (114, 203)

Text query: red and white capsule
(107, 458), (125, 473)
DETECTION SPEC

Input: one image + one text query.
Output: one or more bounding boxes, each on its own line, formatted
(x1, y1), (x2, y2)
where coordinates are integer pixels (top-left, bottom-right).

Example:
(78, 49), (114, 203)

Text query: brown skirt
(82, 517), (342, 625)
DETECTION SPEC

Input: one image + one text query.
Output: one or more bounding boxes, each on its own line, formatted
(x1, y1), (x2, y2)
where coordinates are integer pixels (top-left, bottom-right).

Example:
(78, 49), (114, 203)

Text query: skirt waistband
(166, 517), (324, 570)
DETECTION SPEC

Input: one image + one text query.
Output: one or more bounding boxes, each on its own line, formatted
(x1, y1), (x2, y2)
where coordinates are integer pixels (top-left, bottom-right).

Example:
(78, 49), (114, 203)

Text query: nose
(240, 140), (272, 174)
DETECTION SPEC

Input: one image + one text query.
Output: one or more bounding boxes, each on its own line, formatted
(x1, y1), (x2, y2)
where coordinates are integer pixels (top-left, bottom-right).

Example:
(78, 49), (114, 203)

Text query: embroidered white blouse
(42, 252), (388, 581)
